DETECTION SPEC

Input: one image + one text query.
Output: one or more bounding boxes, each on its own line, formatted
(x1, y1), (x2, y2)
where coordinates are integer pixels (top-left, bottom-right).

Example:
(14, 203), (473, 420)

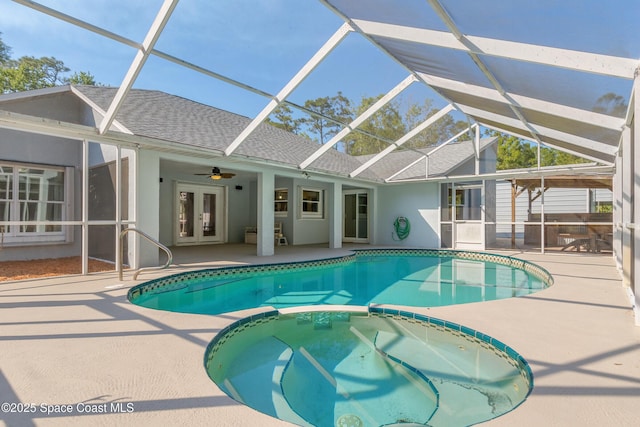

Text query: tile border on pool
(367, 305), (534, 397)
(203, 305), (534, 425)
(129, 249), (553, 301)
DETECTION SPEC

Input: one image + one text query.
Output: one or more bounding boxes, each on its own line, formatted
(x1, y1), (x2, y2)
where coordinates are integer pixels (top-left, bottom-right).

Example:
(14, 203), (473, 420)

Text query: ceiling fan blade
(194, 167), (234, 178)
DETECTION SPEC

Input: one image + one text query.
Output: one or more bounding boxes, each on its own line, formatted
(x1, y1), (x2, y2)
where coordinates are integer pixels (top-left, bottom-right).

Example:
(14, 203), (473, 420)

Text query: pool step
(374, 330), (510, 425)
(331, 330), (438, 426)
(295, 311), (351, 329)
(224, 336), (309, 426)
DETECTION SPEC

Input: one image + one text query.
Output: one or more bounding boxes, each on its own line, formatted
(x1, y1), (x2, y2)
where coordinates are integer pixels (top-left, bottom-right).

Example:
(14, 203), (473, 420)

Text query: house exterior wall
(0, 129), (83, 261)
(137, 150), (160, 267)
(158, 159), (253, 246)
(226, 179), (252, 243)
(0, 91), (86, 122)
(0, 89), (496, 268)
(375, 182), (440, 248)
(291, 178), (331, 245)
(274, 176), (294, 244)
(494, 182), (614, 236)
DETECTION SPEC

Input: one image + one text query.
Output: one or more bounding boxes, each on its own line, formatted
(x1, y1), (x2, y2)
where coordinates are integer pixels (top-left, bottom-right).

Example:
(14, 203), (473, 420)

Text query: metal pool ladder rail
(118, 227), (173, 281)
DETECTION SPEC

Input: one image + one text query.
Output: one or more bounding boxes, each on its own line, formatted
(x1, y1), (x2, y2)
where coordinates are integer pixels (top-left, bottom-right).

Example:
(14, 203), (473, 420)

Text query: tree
(0, 33), (10, 65)
(593, 92), (627, 117)
(298, 92), (353, 144)
(65, 71), (96, 86)
(1, 56), (70, 92)
(494, 132), (536, 170)
(403, 99), (467, 150)
(543, 149), (589, 166)
(265, 104), (301, 134)
(344, 95), (406, 155)
(266, 90), (467, 156)
(0, 33), (97, 93)
(487, 129), (589, 170)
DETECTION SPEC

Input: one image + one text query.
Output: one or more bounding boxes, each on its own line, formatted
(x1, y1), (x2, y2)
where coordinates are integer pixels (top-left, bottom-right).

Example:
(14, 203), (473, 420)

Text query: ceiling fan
(195, 166), (236, 180)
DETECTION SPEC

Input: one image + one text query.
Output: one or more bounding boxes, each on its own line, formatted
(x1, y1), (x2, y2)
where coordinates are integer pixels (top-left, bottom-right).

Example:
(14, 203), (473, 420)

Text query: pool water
(205, 309), (533, 427)
(129, 251), (549, 315)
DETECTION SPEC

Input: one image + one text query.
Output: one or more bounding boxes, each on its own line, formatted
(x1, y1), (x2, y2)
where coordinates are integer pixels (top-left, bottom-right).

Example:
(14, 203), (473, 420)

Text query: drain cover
(336, 414), (363, 427)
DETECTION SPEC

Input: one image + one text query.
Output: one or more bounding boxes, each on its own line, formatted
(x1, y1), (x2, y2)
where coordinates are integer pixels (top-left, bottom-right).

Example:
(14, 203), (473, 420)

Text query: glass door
(176, 184), (225, 245)
(441, 182), (485, 250)
(200, 190), (222, 242)
(343, 190), (368, 242)
(177, 189), (196, 244)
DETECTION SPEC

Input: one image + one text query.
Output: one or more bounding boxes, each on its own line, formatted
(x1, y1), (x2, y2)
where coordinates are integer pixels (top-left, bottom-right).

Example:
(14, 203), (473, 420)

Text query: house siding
(495, 181), (593, 235)
(375, 182), (440, 248)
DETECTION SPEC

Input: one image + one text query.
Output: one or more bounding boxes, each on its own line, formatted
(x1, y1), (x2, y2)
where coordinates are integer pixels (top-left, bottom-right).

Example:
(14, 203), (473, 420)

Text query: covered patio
(508, 174), (614, 253)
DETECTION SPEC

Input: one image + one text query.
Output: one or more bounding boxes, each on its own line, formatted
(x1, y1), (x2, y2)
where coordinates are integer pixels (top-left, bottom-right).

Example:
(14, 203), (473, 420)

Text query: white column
(540, 176), (545, 254)
(81, 139), (89, 275)
(257, 171), (275, 256)
(621, 125), (633, 288)
(329, 182), (342, 249)
(136, 149), (160, 267)
(633, 80), (640, 324)
(369, 187), (377, 245)
(114, 145), (122, 273)
(475, 124), (480, 175)
(613, 131), (625, 270)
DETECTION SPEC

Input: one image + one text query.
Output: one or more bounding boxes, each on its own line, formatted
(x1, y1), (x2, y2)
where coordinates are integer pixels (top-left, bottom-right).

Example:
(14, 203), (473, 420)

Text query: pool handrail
(118, 227), (173, 281)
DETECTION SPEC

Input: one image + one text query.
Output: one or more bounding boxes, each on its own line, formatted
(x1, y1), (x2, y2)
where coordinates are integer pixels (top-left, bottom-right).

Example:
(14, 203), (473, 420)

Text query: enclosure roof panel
(2, 0), (637, 177)
(326, 0), (638, 164)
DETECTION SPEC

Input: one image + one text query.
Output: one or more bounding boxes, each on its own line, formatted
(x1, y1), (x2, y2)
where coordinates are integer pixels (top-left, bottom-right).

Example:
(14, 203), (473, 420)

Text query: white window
(300, 188), (323, 219)
(274, 188), (288, 217)
(0, 162), (71, 245)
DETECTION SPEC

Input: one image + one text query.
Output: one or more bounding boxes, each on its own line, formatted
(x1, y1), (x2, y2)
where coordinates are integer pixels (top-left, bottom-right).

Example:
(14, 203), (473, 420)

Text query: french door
(175, 183), (225, 245)
(343, 190), (369, 242)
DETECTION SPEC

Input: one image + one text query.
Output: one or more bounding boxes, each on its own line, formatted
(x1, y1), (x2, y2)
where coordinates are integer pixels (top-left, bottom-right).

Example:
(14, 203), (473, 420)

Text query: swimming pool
(205, 307), (534, 427)
(128, 249), (552, 314)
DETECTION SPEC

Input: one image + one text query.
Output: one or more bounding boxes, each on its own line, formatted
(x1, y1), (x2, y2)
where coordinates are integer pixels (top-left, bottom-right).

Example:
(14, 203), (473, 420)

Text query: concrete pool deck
(1, 245), (639, 426)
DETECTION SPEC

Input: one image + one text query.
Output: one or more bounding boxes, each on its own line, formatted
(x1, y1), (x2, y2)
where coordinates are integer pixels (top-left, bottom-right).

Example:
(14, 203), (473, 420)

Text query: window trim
(0, 160), (72, 246)
(274, 188), (288, 217)
(300, 187), (324, 219)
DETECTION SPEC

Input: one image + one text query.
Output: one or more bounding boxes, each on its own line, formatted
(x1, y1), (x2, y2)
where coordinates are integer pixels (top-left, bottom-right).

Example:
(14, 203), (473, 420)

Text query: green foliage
(298, 92), (354, 144)
(0, 33), (97, 93)
(0, 34), (10, 65)
(593, 92), (627, 117)
(594, 203), (613, 213)
(267, 90), (468, 155)
(403, 99), (467, 150)
(495, 133), (536, 169)
(487, 130), (589, 170)
(344, 95), (405, 155)
(265, 104), (301, 133)
(1, 56), (70, 92)
(65, 71), (96, 86)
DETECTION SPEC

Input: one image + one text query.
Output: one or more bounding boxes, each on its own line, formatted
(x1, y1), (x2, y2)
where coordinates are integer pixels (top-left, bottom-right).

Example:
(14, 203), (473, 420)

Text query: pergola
(1, 0), (639, 321)
(510, 174), (614, 248)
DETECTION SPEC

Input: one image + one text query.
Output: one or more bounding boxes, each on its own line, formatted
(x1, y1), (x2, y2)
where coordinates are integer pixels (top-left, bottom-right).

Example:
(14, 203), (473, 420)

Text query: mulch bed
(0, 257), (115, 282)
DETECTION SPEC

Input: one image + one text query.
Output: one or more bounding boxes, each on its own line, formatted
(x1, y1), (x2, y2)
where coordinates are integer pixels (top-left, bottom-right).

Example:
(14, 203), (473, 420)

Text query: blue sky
(0, 0), (439, 120)
(0, 0), (636, 132)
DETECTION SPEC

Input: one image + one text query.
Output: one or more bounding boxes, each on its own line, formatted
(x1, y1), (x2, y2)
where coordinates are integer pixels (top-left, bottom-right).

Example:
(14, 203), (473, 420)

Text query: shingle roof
(6, 85), (496, 182)
(74, 86), (383, 181)
(355, 138), (497, 181)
